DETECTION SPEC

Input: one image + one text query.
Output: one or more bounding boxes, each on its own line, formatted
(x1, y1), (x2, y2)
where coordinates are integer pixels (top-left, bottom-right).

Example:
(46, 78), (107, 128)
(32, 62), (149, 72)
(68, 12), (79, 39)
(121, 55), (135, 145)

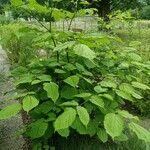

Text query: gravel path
(0, 46), (26, 150)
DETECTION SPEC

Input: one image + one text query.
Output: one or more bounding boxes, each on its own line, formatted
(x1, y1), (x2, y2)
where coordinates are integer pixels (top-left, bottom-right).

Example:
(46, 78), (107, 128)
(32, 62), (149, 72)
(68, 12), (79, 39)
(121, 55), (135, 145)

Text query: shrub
(0, 0), (150, 149)
(0, 28), (150, 148)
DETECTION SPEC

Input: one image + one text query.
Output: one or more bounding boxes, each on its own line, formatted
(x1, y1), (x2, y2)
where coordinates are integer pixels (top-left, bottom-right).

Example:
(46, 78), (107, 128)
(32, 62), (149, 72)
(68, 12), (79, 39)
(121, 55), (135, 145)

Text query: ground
(0, 46), (25, 150)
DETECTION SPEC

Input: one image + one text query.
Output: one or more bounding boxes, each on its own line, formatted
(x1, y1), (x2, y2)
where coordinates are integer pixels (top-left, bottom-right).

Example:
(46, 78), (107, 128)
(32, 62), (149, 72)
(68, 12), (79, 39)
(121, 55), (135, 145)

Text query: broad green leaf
(0, 103), (21, 120)
(57, 128), (70, 137)
(118, 110), (139, 121)
(86, 120), (98, 136)
(73, 44), (96, 60)
(53, 41), (75, 52)
(118, 62), (129, 69)
(11, 0), (22, 6)
(72, 117), (98, 136)
(115, 133), (128, 141)
(84, 59), (96, 68)
(55, 69), (66, 74)
(74, 93), (91, 98)
(33, 101), (54, 114)
(129, 122), (150, 143)
(27, 119), (48, 139)
(101, 94), (113, 101)
(60, 101), (78, 107)
(128, 53), (142, 61)
(38, 75), (52, 82)
(82, 70), (93, 76)
(31, 80), (41, 85)
(77, 106), (90, 127)
(10, 92), (35, 100)
(64, 75), (79, 87)
(80, 1), (89, 5)
(43, 82), (59, 103)
(47, 61), (60, 68)
(116, 90), (133, 101)
(104, 113), (124, 138)
(61, 86), (78, 99)
(132, 92), (143, 99)
(82, 77), (93, 84)
(132, 82), (150, 90)
(28, 0), (47, 13)
(97, 128), (108, 143)
(94, 86), (108, 93)
(76, 63), (86, 72)
(100, 80), (117, 89)
(72, 117), (87, 135)
(15, 75), (33, 85)
(23, 96), (39, 112)
(119, 83), (135, 94)
(90, 95), (104, 108)
(64, 63), (76, 71)
(46, 112), (56, 122)
(54, 108), (76, 131)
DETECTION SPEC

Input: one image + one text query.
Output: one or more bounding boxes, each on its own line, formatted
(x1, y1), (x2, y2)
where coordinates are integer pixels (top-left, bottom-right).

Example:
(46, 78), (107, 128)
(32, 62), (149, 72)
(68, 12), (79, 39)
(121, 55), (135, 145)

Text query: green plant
(0, 23), (43, 65)
(0, 0), (150, 149)
(0, 14), (14, 25)
(140, 6), (150, 20)
(1, 31), (150, 149)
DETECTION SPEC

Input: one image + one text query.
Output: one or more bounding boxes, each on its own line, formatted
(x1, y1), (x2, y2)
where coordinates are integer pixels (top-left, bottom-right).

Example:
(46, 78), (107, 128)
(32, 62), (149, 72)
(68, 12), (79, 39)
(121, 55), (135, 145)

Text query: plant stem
(49, 7), (53, 32)
(67, 51), (69, 63)
(68, 12), (76, 31)
(68, 0), (78, 31)
(57, 52), (59, 62)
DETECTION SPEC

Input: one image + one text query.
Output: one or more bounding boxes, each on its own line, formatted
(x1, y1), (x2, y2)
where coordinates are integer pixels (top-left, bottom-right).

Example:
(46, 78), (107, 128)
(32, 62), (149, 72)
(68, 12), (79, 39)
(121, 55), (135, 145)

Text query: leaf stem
(67, 51), (69, 63)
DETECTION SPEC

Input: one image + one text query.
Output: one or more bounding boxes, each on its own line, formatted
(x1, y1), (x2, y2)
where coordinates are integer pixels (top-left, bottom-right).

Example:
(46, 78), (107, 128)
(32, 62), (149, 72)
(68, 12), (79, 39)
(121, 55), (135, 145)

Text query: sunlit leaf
(0, 103), (22, 120)
(104, 113), (124, 138)
(54, 108), (76, 131)
(77, 106), (90, 127)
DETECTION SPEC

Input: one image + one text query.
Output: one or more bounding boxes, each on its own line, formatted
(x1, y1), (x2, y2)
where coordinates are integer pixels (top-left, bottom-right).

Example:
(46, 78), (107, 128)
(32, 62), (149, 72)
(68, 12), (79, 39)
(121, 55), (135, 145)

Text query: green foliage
(64, 75), (79, 88)
(129, 122), (150, 143)
(89, 95), (104, 108)
(1, 0), (150, 149)
(97, 128), (108, 143)
(77, 106), (90, 127)
(0, 23), (41, 65)
(43, 82), (59, 103)
(23, 95), (39, 113)
(0, 103), (21, 119)
(104, 113), (124, 138)
(26, 119), (48, 139)
(140, 6), (150, 19)
(73, 44), (96, 60)
(54, 108), (76, 131)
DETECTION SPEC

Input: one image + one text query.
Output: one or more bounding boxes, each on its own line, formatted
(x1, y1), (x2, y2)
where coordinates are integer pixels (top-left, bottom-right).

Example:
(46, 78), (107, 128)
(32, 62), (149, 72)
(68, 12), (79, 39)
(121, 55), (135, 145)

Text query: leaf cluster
(0, 0), (150, 149)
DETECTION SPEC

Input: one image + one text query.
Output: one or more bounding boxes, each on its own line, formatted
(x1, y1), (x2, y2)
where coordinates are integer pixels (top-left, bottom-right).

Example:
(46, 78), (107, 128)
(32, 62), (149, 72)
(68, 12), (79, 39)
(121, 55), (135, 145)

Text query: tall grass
(115, 21), (150, 61)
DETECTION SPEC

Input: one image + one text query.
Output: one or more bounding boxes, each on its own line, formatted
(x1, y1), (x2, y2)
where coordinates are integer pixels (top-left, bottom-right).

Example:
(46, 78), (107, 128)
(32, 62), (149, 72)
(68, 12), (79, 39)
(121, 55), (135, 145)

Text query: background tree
(88, 0), (145, 19)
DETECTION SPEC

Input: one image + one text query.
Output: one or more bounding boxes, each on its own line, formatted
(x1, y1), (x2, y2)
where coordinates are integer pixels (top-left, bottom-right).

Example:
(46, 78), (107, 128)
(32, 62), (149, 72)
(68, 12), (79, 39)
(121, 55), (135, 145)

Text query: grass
(115, 22), (150, 61)
(112, 21), (150, 150)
